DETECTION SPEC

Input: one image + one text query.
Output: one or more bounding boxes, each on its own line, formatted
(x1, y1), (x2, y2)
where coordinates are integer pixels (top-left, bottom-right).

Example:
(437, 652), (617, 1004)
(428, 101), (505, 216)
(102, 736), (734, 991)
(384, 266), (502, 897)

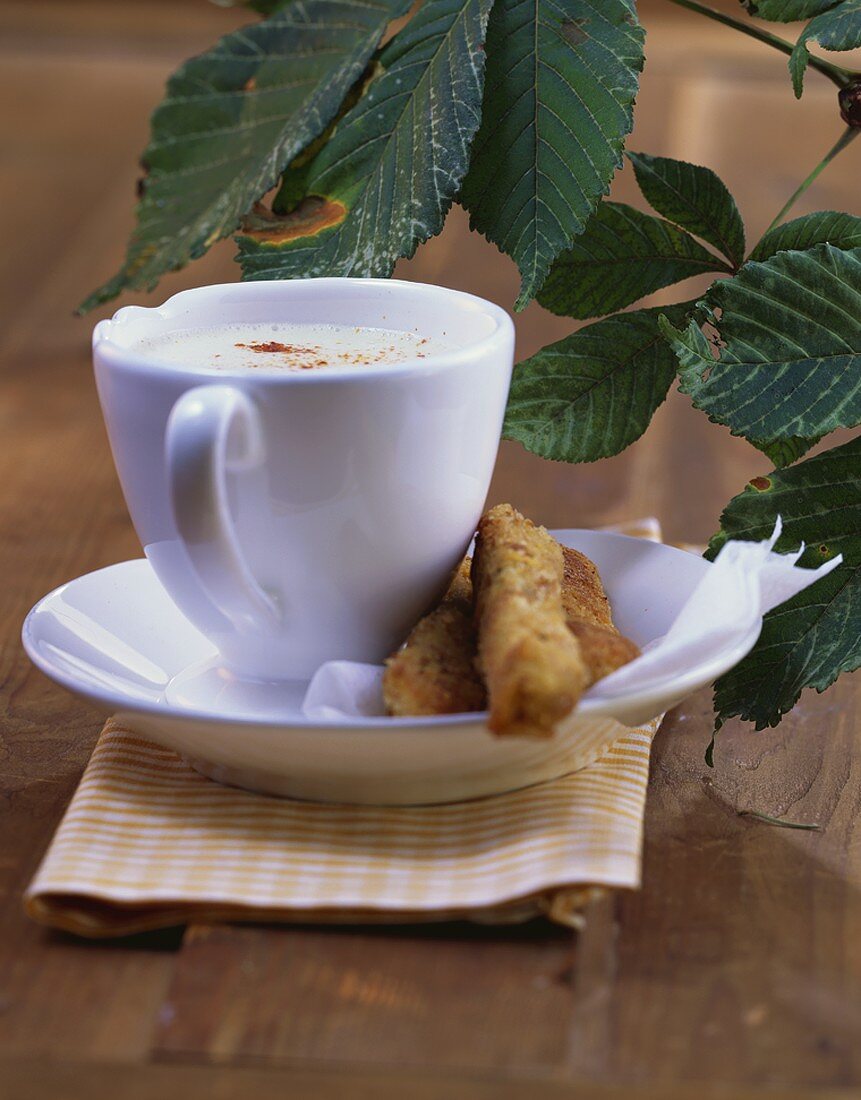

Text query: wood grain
(611, 680), (861, 1088)
(155, 923), (576, 1071)
(5, 1057), (856, 1100)
(1, 0), (860, 1094)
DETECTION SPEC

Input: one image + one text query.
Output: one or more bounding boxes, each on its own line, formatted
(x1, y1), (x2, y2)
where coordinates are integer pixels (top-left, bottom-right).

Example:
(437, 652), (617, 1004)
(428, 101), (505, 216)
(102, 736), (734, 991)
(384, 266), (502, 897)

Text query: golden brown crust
(561, 546), (613, 628)
(382, 558), (486, 716)
(567, 620), (641, 683)
(561, 546), (640, 683)
(383, 515), (641, 722)
(472, 505), (588, 737)
(444, 556), (473, 604)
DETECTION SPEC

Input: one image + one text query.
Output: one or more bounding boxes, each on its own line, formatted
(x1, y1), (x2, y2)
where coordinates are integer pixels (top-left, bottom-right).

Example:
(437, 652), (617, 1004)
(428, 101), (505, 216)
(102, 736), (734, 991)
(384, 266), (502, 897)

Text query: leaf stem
(739, 809), (821, 830)
(766, 127), (859, 231)
(663, 0), (855, 88)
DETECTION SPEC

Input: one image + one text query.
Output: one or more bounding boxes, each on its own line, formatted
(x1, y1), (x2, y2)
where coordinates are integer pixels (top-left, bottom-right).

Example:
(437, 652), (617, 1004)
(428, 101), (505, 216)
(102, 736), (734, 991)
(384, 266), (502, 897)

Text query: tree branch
(766, 126), (860, 230)
(664, 0), (856, 89)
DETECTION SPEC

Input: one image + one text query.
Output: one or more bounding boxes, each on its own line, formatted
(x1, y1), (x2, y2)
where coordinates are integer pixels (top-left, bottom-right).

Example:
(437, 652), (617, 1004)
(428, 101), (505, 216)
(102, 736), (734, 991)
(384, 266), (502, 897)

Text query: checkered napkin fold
(24, 519), (666, 938)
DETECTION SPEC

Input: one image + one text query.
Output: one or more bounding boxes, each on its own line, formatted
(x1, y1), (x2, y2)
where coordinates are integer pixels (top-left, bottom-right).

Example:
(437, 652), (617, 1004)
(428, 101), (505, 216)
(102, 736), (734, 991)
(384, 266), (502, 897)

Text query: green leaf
(752, 434), (821, 467)
(460, 0), (645, 310)
(750, 210), (861, 261)
(790, 0), (861, 96)
(502, 303), (693, 462)
(236, 0), (492, 281)
(708, 436), (861, 729)
(536, 202), (731, 320)
(745, 0), (842, 23)
(247, 0), (292, 12)
(627, 152), (746, 268)
(270, 57), (382, 214)
(662, 244), (861, 463)
(81, 0), (405, 312)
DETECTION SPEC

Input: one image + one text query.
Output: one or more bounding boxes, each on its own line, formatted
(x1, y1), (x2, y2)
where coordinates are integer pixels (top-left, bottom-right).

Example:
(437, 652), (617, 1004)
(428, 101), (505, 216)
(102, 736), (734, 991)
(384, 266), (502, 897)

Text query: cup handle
(165, 384), (280, 634)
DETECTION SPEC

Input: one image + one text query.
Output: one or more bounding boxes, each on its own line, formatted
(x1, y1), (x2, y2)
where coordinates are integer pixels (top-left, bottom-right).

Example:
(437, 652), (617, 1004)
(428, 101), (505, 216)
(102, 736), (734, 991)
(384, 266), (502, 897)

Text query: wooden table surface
(2, 1), (860, 1096)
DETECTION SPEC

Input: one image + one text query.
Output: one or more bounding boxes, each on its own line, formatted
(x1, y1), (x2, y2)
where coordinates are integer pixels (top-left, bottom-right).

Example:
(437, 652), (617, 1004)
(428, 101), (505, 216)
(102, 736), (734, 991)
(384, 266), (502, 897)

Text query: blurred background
(2, 0), (859, 552)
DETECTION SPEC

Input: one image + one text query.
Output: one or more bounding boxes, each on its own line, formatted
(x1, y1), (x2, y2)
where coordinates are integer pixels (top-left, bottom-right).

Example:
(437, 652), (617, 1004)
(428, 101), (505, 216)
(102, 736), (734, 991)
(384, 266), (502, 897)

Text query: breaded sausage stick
(561, 547), (614, 627)
(561, 547), (640, 681)
(472, 505), (588, 737)
(383, 558), (486, 716)
(384, 532), (640, 719)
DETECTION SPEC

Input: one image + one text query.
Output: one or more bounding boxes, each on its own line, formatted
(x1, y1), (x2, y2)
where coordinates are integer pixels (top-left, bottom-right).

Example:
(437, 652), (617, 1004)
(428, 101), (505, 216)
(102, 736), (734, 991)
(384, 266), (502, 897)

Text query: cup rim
(92, 277), (514, 383)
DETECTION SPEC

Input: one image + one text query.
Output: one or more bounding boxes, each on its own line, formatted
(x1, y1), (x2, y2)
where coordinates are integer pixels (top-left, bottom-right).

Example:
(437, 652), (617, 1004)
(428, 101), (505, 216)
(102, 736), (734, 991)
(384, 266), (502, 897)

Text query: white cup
(93, 279), (514, 680)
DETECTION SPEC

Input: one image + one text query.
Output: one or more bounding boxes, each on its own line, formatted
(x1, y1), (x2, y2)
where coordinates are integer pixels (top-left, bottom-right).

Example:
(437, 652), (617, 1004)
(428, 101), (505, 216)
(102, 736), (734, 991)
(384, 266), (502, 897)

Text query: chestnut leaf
(460, 0), (645, 310)
(81, 0), (408, 311)
(503, 303), (693, 462)
(661, 244), (861, 465)
(709, 436), (861, 729)
(236, 0), (492, 281)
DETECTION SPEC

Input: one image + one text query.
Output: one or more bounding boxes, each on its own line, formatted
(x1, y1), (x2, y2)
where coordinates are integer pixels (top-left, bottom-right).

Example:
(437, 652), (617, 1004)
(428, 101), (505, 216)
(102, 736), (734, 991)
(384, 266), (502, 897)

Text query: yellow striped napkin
(25, 518), (664, 938)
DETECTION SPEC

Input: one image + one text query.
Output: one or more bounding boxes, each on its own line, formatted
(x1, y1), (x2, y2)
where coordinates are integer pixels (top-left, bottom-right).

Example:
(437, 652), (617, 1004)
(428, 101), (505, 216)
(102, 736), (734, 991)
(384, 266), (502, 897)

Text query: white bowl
(22, 531), (745, 805)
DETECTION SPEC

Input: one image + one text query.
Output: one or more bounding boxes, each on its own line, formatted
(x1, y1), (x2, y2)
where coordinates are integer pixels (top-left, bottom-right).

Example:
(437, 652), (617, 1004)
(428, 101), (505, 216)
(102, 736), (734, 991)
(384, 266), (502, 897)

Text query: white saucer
(22, 530), (744, 805)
